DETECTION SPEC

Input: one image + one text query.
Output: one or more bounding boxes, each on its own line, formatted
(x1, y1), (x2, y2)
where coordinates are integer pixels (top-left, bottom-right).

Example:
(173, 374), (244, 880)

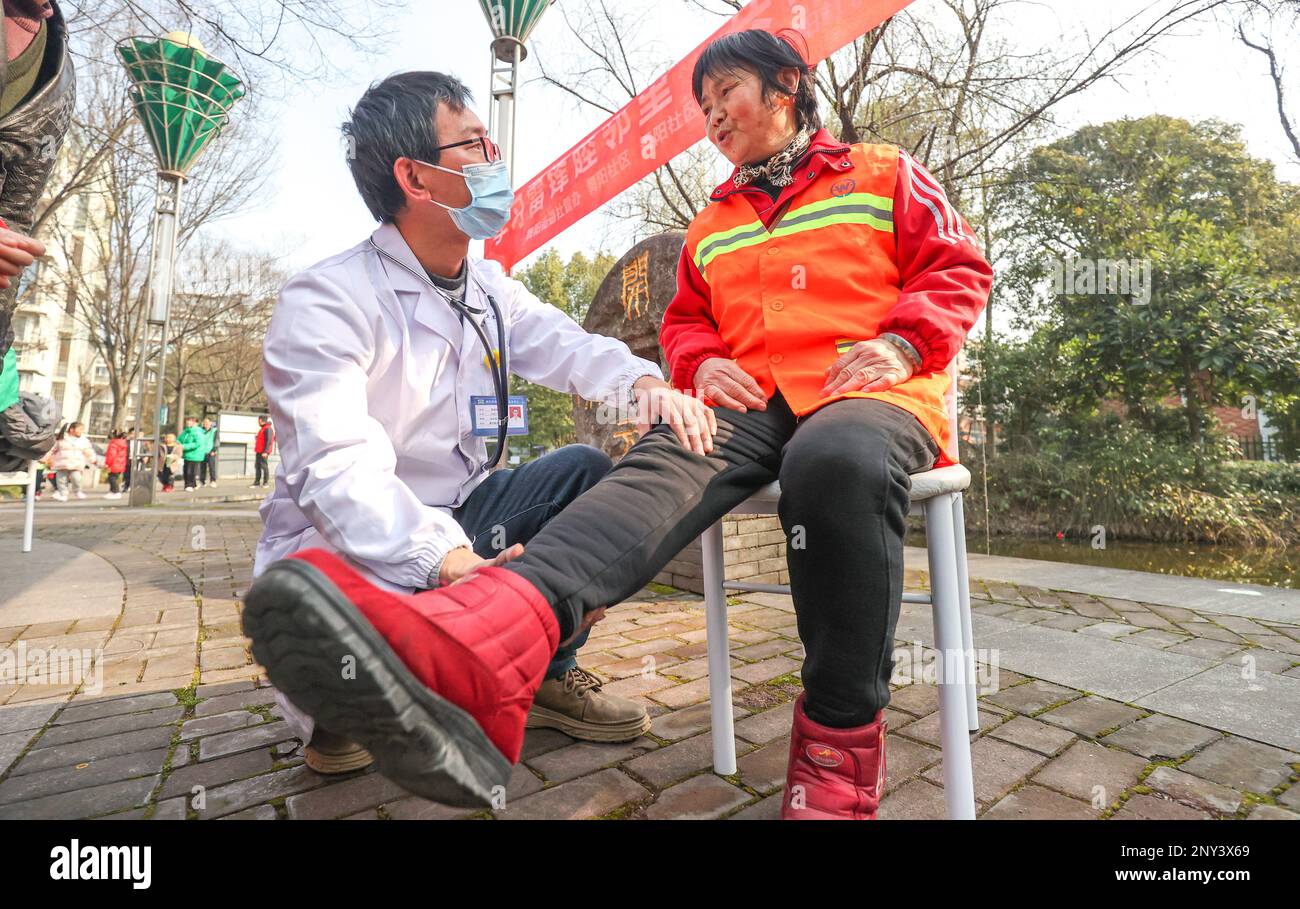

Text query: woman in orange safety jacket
(657, 28), (991, 819)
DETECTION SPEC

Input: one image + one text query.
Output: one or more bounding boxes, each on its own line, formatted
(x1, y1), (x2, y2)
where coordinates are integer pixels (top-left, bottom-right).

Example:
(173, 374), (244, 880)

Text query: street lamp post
(116, 31), (244, 506)
(477, 1), (555, 182)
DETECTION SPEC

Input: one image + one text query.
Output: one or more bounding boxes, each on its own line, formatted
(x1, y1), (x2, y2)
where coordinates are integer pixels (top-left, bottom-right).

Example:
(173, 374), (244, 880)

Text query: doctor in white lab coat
(254, 71), (717, 770)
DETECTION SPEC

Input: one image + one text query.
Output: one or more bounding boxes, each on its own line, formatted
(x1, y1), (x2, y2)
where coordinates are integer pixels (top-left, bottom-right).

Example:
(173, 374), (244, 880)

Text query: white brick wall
(653, 514), (789, 594)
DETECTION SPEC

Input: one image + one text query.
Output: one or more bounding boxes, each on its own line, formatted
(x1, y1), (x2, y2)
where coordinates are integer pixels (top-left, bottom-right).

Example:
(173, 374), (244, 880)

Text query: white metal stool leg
(952, 492), (978, 731)
(925, 494), (976, 819)
(22, 461), (36, 553)
(701, 520), (737, 775)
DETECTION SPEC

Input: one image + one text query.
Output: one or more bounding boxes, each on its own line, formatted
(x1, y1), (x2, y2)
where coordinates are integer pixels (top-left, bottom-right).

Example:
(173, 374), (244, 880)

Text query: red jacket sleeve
(878, 150), (992, 373)
(659, 242), (732, 392)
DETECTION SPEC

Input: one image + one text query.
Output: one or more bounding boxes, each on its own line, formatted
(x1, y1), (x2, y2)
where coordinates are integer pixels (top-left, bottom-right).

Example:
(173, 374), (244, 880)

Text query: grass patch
(594, 798), (651, 820)
(173, 685), (199, 712)
(645, 581), (681, 596)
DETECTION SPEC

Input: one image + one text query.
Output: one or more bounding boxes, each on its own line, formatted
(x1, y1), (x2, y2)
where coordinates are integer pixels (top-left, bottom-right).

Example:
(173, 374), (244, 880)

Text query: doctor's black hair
(342, 71), (474, 222)
(691, 29), (821, 133)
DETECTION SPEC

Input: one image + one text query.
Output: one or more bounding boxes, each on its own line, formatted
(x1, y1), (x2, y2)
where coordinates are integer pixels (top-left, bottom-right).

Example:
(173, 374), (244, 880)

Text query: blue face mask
(415, 157), (515, 240)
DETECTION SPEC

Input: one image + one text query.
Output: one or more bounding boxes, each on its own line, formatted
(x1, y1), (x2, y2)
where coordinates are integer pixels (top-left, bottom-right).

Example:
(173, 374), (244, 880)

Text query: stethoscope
(369, 239), (511, 468)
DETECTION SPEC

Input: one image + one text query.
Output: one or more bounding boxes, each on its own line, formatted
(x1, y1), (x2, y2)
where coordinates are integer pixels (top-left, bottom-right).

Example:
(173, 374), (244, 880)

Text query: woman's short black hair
(691, 28), (821, 133)
(342, 71), (474, 223)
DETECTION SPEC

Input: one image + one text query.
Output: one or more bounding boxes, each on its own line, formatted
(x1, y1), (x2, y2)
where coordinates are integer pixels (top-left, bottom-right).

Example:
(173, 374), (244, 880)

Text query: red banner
(485, 0), (915, 271)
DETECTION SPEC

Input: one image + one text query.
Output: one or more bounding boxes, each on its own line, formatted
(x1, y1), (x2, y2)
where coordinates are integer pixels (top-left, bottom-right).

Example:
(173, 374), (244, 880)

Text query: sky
(202, 0), (1300, 277)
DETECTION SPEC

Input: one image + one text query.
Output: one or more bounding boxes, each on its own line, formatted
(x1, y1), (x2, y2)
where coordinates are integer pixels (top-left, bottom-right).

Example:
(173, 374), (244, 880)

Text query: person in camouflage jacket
(0, 0), (75, 369)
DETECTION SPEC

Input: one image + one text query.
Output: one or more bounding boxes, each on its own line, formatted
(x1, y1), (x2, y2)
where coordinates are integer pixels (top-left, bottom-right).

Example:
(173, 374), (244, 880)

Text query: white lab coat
(254, 220), (661, 592)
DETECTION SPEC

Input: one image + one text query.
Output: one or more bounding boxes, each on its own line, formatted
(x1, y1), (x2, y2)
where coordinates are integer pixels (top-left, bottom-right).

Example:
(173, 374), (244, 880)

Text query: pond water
(970, 535), (1298, 589)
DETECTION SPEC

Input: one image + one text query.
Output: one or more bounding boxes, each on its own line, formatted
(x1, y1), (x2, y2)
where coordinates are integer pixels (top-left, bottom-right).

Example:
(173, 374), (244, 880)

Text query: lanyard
(368, 239), (511, 468)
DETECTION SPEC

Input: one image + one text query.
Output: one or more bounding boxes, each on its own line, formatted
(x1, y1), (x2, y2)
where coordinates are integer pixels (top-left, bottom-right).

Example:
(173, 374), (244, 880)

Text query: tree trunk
(109, 377), (122, 430)
(1182, 368), (1202, 446)
(1181, 352), (1205, 479)
(174, 382), (187, 436)
(980, 181), (995, 461)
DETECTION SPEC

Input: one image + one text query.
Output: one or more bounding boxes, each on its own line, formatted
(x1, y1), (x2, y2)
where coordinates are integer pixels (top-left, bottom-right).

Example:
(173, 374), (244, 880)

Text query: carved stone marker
(574, 231), (681, 461)
(573, 231), (789, 596)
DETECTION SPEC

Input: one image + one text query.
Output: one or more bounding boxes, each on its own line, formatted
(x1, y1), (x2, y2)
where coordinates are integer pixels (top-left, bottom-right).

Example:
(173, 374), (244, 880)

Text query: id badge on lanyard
(470, 394), (529, 436)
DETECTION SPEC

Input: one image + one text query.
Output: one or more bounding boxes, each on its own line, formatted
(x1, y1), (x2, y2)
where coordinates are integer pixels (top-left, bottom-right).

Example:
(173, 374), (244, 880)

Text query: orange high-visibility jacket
(661, 129), (992, 465)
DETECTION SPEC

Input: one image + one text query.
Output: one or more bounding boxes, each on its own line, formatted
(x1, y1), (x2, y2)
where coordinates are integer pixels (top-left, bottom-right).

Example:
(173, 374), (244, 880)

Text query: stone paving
(0, 506), (1297, 820)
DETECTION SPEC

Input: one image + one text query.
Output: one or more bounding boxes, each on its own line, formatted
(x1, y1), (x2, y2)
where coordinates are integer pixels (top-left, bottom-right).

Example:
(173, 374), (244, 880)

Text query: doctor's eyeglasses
(435, 135), (501, 163)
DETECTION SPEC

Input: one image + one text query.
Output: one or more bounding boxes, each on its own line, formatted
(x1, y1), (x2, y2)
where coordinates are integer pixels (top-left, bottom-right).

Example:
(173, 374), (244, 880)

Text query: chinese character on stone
(620, 250), (650, 319)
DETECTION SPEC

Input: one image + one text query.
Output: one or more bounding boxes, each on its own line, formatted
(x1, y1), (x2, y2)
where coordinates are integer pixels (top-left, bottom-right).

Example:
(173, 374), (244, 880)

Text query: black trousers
(200, 453), (217, 483)
(254, 453), (270, 485)
(183, 461), (199, 488)
(506, 391), (938, 728)
(453, 443), (614, 679)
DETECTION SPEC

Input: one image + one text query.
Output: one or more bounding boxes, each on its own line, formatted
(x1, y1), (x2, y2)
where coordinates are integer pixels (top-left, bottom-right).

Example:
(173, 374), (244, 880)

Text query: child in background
(159, 432), (182, 492)
(104, 428), (128, 499)
(38, 424), (63, 497)
(46, 421), (98, 501)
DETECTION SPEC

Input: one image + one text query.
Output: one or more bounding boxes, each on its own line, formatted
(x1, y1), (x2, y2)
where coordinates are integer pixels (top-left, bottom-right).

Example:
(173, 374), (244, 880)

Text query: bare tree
(62, 0), (410, 96)
(166, 241), (285, 427)
(180, 254), (282, 413)
(690, 0), (1236, 207)
(73, 357), (95, 423)
(532, 0), (726, 240)
(532, 0), (1234, 244)
(1233, 0), (1300, 163)
(35, 22), (273, 430)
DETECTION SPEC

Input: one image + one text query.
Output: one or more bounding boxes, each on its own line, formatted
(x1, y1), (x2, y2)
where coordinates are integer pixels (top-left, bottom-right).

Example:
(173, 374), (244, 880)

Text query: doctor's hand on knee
(442, 542), (526, 587)
(633, 376), (718, 456)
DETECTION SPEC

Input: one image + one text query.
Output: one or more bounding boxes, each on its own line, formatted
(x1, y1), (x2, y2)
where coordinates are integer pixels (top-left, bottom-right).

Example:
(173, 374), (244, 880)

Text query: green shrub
(964, 417), (1294, 545)
(1214, 459), (1300, 496)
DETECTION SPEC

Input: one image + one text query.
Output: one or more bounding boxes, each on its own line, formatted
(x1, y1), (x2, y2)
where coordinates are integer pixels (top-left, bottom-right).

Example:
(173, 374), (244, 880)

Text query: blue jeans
(453, 444), (613, 679)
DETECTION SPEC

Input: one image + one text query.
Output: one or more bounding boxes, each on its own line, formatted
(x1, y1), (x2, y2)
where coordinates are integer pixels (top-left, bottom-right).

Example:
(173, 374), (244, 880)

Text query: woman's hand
(0, 228), (43, 290)
(632, 375), (718, 455)
(821, 339), (916, 396)
(693, 357), (767, 413)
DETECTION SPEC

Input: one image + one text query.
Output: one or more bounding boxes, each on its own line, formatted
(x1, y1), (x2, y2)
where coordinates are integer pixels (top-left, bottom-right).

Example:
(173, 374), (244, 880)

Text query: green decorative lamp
(477, 1), (555, 180)
(116, 31), (244, 506)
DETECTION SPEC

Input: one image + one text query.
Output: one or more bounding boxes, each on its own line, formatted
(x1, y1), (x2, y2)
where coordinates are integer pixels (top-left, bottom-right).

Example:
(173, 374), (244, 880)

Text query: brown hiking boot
(304, 727), (374, 774)
(526, 666), (651, 743)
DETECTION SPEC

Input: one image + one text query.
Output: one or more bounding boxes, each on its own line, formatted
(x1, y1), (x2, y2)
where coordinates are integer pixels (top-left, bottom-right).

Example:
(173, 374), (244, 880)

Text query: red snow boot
(242, 548), (559, 808)
(781, 693), (887, 820)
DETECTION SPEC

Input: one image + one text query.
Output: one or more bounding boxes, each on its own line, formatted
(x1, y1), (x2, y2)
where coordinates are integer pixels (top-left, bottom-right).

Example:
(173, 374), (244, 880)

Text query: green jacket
(201, 424), (217, 457)
(0, 347), (17, 412)
(178, 425), (207, 461)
